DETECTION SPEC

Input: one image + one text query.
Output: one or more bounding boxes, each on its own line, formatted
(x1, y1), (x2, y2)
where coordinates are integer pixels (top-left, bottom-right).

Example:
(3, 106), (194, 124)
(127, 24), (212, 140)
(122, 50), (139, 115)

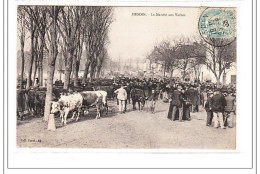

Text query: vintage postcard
(16, 6), (237, 149)
(2, 0), (256, 171)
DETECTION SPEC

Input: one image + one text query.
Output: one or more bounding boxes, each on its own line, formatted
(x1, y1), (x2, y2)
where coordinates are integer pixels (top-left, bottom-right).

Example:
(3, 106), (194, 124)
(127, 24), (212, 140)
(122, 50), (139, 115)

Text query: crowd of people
(17, 75), (236, 129)
(111, 77), (236, 129)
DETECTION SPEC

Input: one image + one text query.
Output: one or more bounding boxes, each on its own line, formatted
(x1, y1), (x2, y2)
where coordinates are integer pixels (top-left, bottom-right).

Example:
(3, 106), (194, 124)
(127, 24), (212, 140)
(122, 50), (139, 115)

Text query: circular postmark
(198, 7), (236, 47)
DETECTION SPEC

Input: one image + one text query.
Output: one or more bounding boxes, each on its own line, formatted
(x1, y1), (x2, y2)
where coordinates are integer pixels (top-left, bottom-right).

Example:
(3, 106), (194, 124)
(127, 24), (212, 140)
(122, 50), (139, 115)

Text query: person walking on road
(114, 85), (127, 114)
(167, 85), (184, 122)
(209, 89), (227, 129)
(148, 88), (157, 113)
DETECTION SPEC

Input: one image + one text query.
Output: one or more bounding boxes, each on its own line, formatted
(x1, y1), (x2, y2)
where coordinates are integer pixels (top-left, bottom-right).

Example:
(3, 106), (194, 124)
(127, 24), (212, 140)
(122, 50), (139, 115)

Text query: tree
(148, 41), (179, 78)
(96, 48), (109, 78)
(173, 38), (204, 81)
(57, 6), (83, 90)
(73, 23), (85, 87)
(23, 7), (37, 89)
(29, 7), (48, 86)
(43, 6), (63, 121)
(82, 7), (113, 84)
(194, 38), (236, 85)
(17, 7), (27, 89)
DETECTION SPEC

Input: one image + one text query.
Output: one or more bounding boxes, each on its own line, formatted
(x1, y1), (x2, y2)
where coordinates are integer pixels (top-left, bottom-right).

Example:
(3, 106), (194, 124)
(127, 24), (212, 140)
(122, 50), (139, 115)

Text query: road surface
(17, 99), (236, 149)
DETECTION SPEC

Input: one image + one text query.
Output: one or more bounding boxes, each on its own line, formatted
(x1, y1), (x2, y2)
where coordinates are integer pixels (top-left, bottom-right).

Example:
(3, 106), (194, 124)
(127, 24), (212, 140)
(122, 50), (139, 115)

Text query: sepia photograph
(16, 6), (237, 149)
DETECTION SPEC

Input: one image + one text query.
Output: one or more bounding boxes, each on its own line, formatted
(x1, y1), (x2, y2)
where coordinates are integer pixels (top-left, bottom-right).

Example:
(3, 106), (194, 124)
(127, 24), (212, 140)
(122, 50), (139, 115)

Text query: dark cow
(96, 85), (115, 100)
(17, 89), (29, 120)
(80, 91), (104, 119)
(27, 89), (36, 114)
(18, 87), (59, 117)
(124, 85), (133, 104)
(130, 88), (146, 111)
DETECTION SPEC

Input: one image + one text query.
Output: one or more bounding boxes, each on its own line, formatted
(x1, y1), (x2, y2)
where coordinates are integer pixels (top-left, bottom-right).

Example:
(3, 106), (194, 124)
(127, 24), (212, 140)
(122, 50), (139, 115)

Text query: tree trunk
(163, 62), (166, 77)
(89, 62), (96, 82)
(216, 77), (220, 86)
(26, 29), (35, 89)
(32, 37), (38, 86)
(64, 68), (72, 90)
(82, 62), (91, 85)
(32, 59), (38, 86)
(44, 6), (59, 121)
(38, 39), (44, 86)
(63, 51), (74, 90)
(182, 70), (186, 81)
(40, 66), (43, 86)
(96, 66), (102, 79)
(44, 65), (55, 121)
(170, 69), (173, 78)
(73, 60), (80, 87)
(20, 33), (25, 90)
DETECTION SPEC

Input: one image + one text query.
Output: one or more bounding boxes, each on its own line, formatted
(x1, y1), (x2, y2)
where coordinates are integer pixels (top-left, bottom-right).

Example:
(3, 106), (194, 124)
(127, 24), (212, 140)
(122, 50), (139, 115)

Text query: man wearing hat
(186, 85), (200, 113)
(224, 90), (236, 128)
(205, 90), (214, 126)
(209, 89), (227, 129)
(167, 85), (184, 122)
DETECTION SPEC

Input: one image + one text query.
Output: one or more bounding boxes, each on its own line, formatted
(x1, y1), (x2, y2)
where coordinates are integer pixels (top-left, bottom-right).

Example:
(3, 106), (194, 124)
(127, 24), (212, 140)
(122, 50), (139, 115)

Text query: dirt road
(17, 100), (236, 149)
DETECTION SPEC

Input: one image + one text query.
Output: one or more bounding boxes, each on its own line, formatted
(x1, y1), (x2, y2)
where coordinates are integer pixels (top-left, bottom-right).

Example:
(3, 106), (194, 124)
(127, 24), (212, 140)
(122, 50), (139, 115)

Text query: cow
(130, 88), (146, 111)
(30, 88), (58, 116)
(17, 89), (29, 120)
(27, 89), (36, 114)
(80, 91), (104, 119)
(51, 93), (83, 126)
(96, 85), (115, 100)
(96, 90), (108, 114)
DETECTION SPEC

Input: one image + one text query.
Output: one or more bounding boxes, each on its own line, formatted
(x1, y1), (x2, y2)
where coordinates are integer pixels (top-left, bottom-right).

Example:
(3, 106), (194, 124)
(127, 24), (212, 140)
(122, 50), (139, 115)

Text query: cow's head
(51, 101), (60, 114)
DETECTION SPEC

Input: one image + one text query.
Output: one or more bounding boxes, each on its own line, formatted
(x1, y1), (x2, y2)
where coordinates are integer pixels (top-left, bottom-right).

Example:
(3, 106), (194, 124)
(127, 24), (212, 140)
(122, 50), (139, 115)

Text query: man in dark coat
(224, 90), (236, 128)
(182, 88), (191, 121)
(186, 86), (200, 113)
(205, 90), (214, 126)
(167, 85), (184, 122)
(209, 89), (227, 129)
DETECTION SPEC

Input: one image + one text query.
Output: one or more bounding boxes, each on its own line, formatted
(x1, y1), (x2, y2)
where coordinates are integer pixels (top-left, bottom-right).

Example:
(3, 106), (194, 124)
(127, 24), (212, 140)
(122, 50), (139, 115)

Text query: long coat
(167, 90), (183, 119)
(186, 89), (200, 106)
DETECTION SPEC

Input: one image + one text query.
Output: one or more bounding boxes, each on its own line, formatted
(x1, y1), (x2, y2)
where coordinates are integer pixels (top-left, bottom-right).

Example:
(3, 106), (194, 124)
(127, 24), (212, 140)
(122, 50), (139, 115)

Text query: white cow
(51, 93), (83, 126)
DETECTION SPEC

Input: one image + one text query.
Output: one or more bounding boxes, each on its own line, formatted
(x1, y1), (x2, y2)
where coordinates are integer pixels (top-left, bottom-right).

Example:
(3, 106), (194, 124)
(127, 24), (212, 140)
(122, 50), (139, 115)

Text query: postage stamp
(198, 7), (236, 47)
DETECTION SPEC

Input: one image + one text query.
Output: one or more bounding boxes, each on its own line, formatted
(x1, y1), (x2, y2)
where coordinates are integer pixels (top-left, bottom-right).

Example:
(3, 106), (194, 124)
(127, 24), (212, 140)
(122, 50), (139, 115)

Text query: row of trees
(17, 6), (113, 121)
(147, 37), (236, 84)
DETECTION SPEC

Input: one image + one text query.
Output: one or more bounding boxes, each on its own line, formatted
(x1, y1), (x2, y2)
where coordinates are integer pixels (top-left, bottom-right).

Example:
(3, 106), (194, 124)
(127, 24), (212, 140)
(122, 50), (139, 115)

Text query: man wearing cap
(209, 89), (227, 129)
(224, 90), (236, 128)
(167, 85), (184, 122)
(114, 85), (127, 114)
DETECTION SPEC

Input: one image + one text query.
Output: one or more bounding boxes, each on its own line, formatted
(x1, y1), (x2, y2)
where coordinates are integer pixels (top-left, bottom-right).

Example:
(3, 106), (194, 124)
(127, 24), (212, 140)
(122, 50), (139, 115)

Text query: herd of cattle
(17, 82), (149, 125)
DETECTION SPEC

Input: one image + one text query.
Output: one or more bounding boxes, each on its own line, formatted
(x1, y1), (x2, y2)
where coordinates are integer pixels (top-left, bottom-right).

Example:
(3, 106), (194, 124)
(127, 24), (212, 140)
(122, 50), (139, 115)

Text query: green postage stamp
(199, 7), (236, 47)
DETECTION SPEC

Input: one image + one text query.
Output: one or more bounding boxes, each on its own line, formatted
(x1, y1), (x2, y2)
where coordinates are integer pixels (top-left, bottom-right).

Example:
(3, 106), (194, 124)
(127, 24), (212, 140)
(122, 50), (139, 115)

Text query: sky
(107, 7), (199, 62)
(18, 7), (200, 63)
